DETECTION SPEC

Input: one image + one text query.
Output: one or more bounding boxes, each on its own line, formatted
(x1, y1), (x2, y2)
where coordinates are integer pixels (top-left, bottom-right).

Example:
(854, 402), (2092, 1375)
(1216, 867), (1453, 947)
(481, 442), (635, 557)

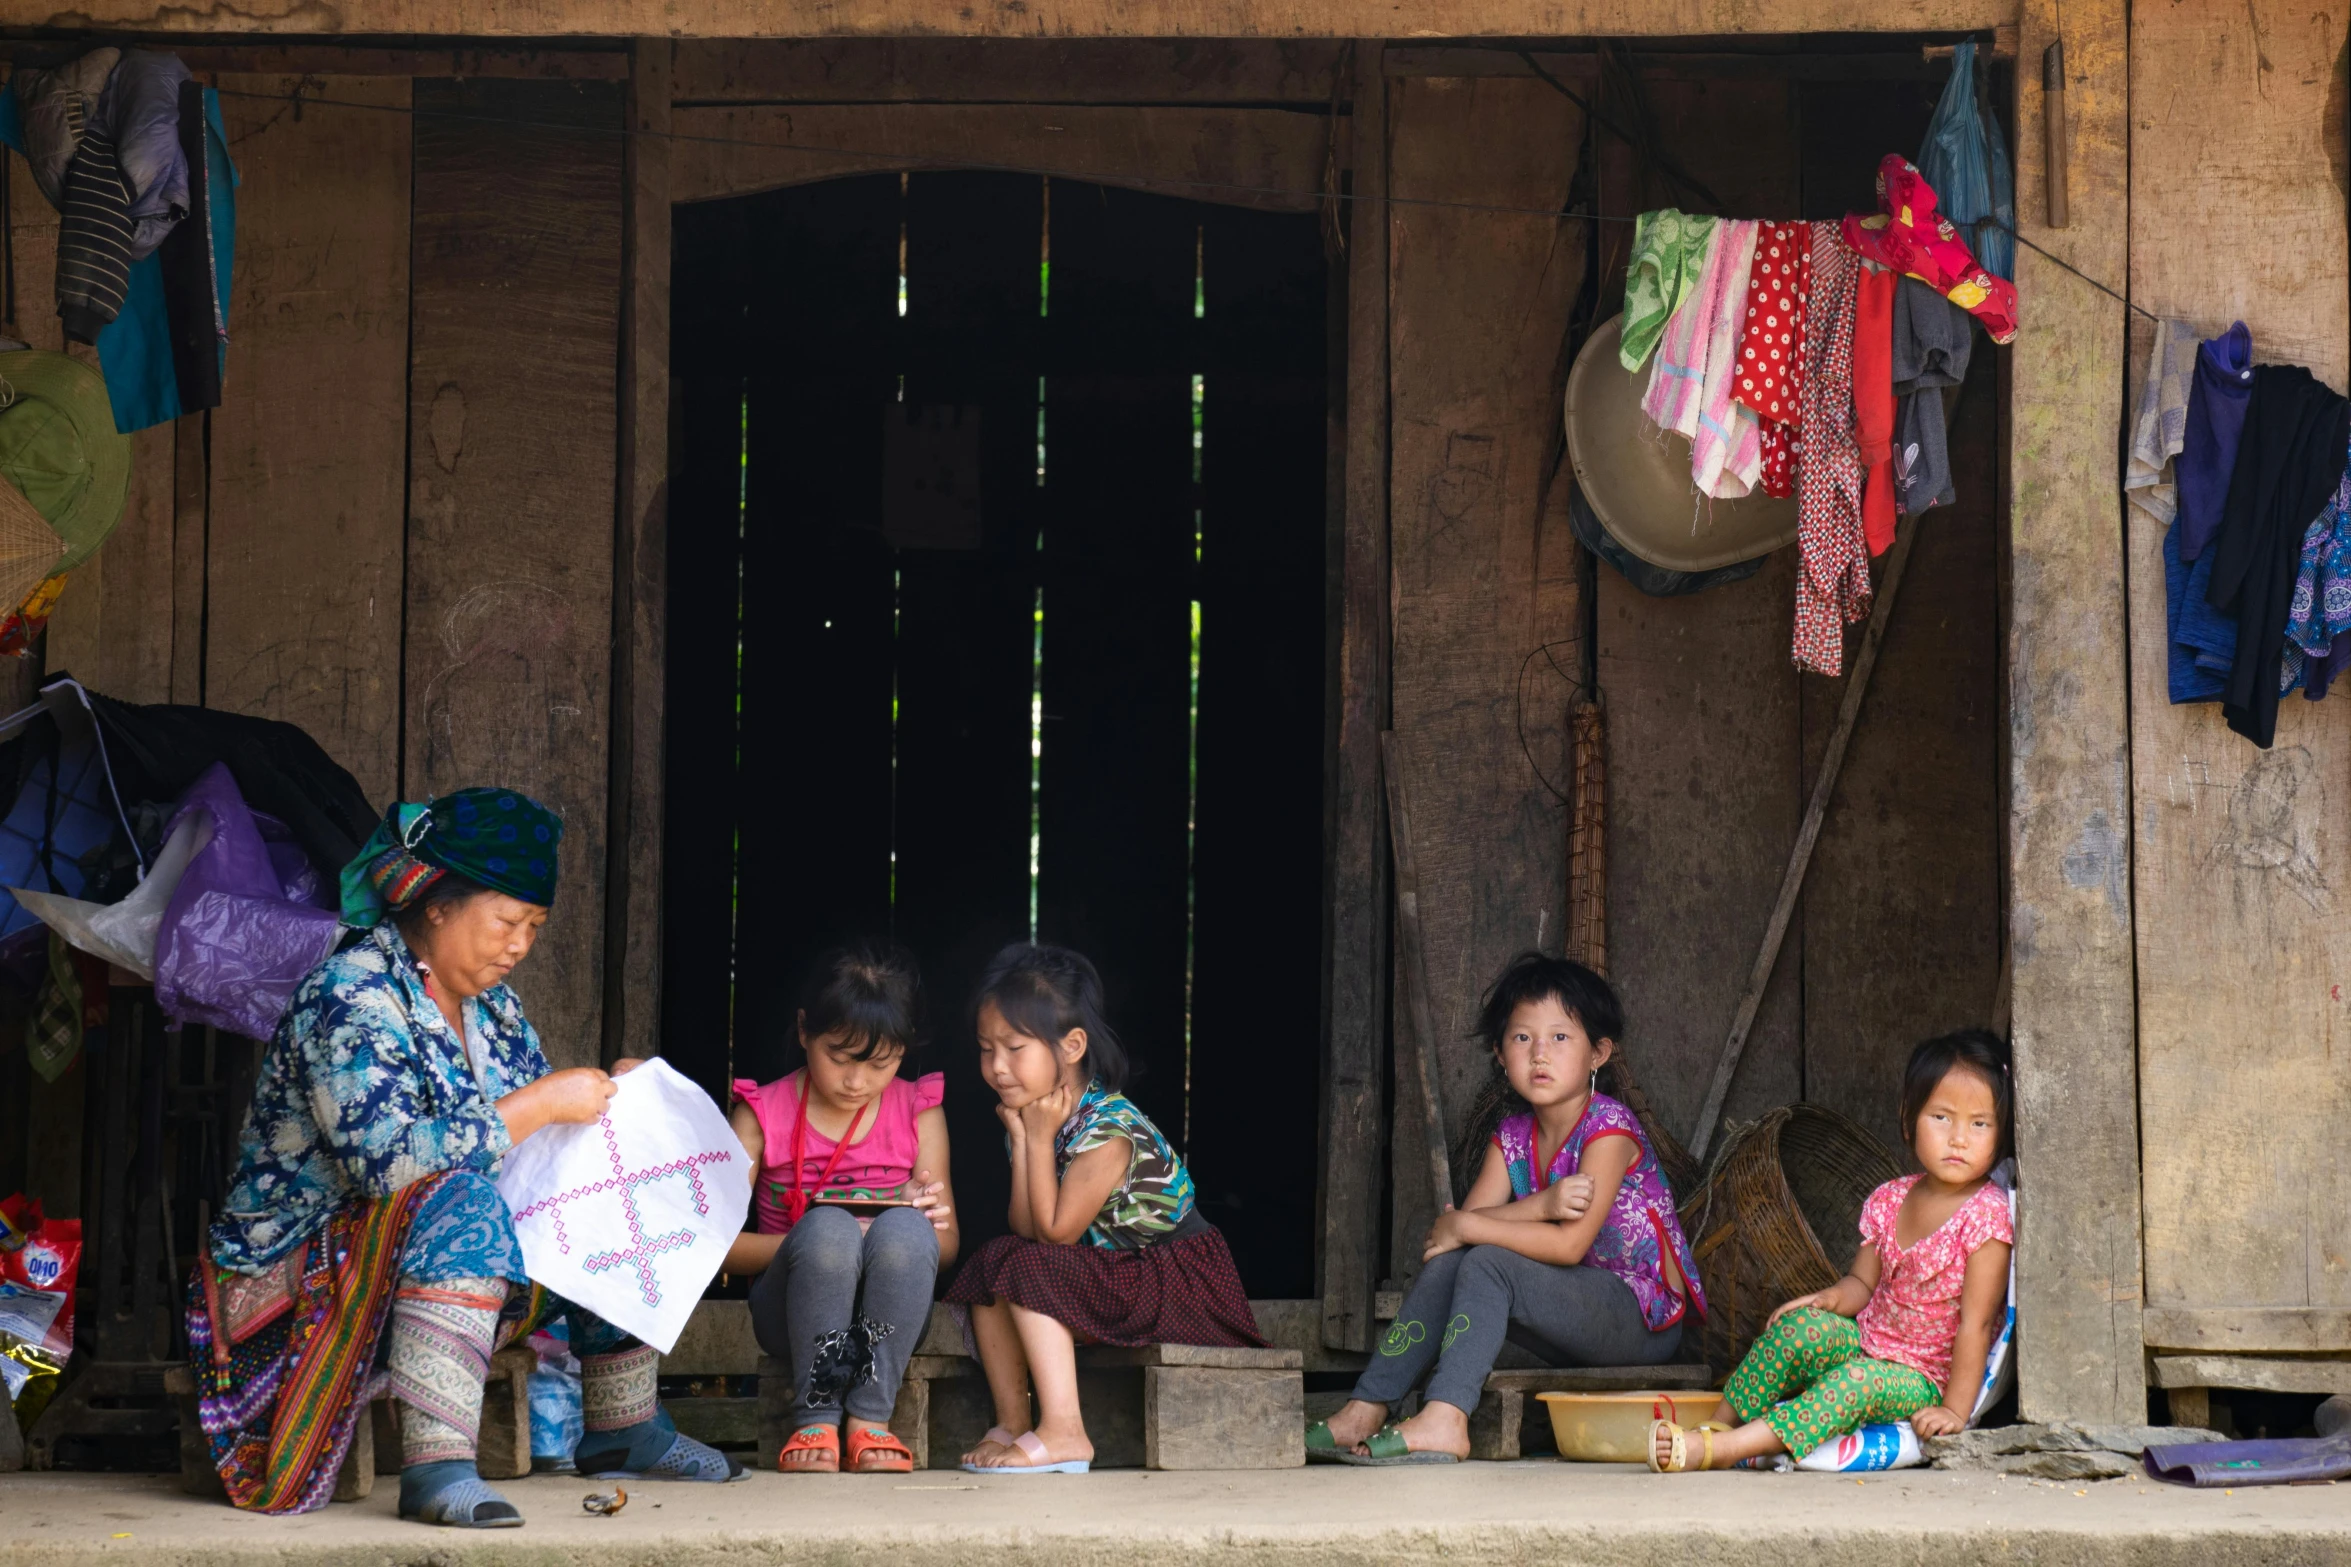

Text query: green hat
(0, 351), (130, 574)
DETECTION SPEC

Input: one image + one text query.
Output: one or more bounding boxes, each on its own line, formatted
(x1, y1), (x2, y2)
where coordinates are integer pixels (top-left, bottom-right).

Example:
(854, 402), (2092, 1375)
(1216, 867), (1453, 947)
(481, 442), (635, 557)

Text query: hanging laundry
(1915, 40), (2016, 282)
(2284, 454), (2351, 700)
(2206, 365), (2350, 747)
(1843, 155), (2018, 344)
(2176, 322), (2254, 561)
(1852, 264), (1897, 553)
(1620, 209), (1718, 373)
(2124, 318), (2198, 527)
(1792, 224), (1869, 677)
(1891, 278), (1972, 515)
(1737, 220), (1810, 499)
(1642, 219), (1734, 441)
(1691, 220), (1763, 499)
(55, 119), (133, 343)
(2162, 516), (2235, 704)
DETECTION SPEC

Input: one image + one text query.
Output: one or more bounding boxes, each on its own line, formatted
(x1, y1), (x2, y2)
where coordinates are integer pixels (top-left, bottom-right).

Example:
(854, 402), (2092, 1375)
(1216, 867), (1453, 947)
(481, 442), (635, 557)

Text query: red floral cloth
(1852, 264), (1898, 556)
(1855, 1175), (2013, 1391)
(1738, 222), (1812, 500)
(1841, 154), (2018, 345)
(1793, 223), (1869, 676)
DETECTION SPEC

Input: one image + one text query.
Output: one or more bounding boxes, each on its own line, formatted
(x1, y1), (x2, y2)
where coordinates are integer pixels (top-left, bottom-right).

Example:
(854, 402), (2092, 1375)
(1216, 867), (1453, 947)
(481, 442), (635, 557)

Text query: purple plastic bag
(2144, 1434), (2351, 1487)
(153, 763), (339, 1041)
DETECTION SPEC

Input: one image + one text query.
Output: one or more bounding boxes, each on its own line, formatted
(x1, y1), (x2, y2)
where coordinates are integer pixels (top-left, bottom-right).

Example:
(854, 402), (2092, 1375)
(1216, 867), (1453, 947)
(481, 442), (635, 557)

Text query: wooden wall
(1382, 71), (1587, 1275)
(2128, 0), (2351, 1378)
(3, 71), (624, 1070)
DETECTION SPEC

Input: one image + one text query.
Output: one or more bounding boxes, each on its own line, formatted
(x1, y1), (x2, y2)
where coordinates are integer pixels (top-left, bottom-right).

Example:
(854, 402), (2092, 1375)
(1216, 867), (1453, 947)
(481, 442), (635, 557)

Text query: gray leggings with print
(1348, 1244), (1684, 1416)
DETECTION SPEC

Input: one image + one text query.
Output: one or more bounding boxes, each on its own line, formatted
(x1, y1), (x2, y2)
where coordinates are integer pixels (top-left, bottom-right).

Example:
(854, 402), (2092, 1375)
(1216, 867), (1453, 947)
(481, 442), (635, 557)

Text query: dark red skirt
(945, 1226), (1267, 1348)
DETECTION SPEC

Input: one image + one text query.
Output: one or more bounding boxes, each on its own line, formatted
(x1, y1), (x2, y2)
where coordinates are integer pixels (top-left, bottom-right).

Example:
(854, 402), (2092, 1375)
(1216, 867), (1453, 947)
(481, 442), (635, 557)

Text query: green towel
(1620, 209), (1717, 373)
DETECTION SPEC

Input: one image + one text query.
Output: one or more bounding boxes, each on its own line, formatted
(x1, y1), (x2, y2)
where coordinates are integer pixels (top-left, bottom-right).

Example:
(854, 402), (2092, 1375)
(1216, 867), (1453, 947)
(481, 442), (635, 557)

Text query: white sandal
(961, 1429), (1091, 1475)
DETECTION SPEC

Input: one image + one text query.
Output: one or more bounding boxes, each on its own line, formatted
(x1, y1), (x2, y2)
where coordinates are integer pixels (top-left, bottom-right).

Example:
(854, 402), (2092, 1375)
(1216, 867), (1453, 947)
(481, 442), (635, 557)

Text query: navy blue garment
(2163, 518), (2231, 702)
(2206, 365), (2351, 748)
(2177, 323), (2254, 561)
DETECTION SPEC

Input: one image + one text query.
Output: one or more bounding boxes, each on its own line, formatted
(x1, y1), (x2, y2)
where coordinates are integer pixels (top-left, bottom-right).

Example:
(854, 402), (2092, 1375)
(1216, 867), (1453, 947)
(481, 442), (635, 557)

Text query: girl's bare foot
(960, 1427), (1025, 1469)
(1321, 1399), (1387, 1450)
(1368, 1400), (1471, 1460)
(973, 1419), (1095, 1470)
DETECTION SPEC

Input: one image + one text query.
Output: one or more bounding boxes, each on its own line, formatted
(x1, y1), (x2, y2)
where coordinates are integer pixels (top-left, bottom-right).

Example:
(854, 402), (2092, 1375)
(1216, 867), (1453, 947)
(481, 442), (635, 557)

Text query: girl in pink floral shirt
(1649, 1030), (2014, 1471)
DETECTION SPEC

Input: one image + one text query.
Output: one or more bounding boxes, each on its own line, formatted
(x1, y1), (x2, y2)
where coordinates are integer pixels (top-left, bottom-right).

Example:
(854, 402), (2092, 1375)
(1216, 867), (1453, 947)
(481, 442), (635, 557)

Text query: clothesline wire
(207, 82), (2153, 324)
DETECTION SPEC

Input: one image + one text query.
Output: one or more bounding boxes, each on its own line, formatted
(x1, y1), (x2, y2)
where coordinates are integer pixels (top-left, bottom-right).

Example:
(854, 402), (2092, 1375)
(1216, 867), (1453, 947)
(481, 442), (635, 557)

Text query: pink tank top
(731, 1070), (945, 1235)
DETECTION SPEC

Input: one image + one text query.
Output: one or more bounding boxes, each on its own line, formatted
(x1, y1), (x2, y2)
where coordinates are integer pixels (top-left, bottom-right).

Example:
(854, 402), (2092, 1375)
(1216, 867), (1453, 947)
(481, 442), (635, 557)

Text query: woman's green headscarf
(338, 788), (564, 929)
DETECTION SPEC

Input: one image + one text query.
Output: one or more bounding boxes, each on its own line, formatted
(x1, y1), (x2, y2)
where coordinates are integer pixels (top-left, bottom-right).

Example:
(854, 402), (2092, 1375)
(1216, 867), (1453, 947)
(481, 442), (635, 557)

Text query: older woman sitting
(188, 788), (742, 1527)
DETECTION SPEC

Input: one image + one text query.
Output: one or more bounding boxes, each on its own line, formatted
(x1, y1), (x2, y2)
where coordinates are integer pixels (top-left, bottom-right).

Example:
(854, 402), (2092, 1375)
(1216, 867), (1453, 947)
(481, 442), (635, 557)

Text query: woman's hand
(1540, 1173), (1597, 1224)
(497, 1067), (616, 1145)
(1421, 1206), (1470, 1262)
(903, 1171), (954, 1234)
(610, 1056), (649, 1076)
(995, 1102), (1025, 1143)
(1910, 1404), (1966, 1438)
(1019, 1081), (1077, 1139)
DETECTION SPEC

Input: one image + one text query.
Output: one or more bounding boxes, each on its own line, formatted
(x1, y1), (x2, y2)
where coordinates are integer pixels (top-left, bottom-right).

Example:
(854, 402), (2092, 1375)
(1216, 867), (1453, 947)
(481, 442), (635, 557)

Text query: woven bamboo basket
(1675, 1103), (1902, 1374)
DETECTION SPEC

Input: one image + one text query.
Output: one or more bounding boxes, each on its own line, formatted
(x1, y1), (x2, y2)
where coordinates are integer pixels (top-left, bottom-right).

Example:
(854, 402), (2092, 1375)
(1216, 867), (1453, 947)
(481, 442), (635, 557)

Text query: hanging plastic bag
(152, 762), (339, 1042)
(526, 1322), (584, 1469)
(11, 806), (209, 978)
(1916, 41), (2015, 282)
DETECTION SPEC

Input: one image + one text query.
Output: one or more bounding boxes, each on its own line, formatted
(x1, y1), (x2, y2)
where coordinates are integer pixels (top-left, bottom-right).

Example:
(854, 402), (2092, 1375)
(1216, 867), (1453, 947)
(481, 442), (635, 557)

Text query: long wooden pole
(1687, 515), (1920, 1164)
(1381, 730), (1456, 1218)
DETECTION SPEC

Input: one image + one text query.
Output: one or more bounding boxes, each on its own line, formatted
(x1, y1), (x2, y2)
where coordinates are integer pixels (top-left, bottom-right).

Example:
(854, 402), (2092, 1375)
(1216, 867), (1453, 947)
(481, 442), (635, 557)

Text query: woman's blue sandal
(399, 1461), (524, 1528)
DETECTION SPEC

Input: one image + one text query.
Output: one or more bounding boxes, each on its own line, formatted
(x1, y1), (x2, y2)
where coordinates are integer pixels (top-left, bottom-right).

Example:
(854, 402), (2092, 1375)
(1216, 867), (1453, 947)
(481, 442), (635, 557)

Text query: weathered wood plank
(170, 416), (206, 705)
(2, 145), (62, 353)
(2145, 1310), (2351, 1355)
(605, 37), (672, 1068)
(45, 423), (175, 704)
(2008, 0), (2142, 1424)
(33, 0), (2022, 42)
(1800, 356), (2003, 1154)
(673, 39), (1346, 102)
(1143, 1366), (1305, 1469)
(205, 75), (411, 807)
(1593, 77), (1802, 1152)
(2126, 0), (2351, 1353)
(2151, 1356), (2351, 1397)
(406, 79), (624, 1069)
(1321, 41), (1388, 1354)
(671, 104), (1327, 210)
(1385, 73), (1584, 1278)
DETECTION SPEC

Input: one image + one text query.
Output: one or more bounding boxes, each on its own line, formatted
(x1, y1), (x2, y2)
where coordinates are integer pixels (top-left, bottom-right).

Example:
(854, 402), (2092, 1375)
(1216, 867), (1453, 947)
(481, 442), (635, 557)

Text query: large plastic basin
(1535, 1390), (1722, 1462)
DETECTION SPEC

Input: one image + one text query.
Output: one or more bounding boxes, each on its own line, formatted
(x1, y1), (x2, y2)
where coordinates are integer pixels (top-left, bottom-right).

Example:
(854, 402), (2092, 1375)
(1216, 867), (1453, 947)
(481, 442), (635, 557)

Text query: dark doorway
(665, 172), (1328, 1296)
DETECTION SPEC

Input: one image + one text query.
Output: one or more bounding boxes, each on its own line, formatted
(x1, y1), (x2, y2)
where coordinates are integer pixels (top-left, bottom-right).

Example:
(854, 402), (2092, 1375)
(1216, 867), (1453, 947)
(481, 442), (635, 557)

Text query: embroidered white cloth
(494, 1057), (749, 1354)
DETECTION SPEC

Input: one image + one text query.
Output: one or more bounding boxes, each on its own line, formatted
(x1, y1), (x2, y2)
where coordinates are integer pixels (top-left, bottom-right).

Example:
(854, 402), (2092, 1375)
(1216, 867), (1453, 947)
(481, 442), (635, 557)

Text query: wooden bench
(752, 1308), (1304, 1470)
(165, 1344), (538, 1501)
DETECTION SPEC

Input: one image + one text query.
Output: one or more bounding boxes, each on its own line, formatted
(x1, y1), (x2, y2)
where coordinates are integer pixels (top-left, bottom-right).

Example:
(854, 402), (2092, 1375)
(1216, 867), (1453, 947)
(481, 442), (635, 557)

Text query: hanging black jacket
(2206, 364), (2351, 747)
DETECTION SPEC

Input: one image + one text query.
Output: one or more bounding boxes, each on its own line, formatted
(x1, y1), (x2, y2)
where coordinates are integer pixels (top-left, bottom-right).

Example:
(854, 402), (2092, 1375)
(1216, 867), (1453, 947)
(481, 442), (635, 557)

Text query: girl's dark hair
(1472, 951), (1625, 1052)
(393, 870), (493, 940)
(1899, 1028), (2013, 1155)
(973, 943), (1129, 1092)
(797, 941), (925, 1063)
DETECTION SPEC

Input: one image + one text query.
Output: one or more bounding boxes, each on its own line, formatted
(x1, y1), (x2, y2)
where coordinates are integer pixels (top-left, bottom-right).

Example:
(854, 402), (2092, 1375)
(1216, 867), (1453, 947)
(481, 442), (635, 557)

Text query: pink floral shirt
(1854, 1175), (2013, 1391)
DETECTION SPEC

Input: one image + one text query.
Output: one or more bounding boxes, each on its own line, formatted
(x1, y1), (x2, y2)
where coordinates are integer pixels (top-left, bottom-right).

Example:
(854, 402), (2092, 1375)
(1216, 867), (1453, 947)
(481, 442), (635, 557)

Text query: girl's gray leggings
(748, 1203), (940, 1424)
(1349, 1244), (1685, 1416)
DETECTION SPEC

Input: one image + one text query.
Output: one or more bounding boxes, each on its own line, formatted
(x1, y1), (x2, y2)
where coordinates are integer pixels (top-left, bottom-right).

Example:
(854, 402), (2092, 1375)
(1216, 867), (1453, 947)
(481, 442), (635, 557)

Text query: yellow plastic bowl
(1535, 1390), (1722, 1462)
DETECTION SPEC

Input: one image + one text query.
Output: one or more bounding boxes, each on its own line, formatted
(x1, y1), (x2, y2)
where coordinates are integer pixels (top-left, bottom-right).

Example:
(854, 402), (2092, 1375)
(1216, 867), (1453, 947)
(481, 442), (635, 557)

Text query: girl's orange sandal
(1646, 1419), (1716, 1474)
(778, 1424), (841, 1474)
(845, 1424), (914, 1474)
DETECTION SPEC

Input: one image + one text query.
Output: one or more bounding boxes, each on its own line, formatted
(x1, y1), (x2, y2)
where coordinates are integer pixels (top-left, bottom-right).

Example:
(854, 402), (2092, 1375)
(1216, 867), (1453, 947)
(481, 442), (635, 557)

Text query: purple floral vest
(1495, 1092), (1707, 1331)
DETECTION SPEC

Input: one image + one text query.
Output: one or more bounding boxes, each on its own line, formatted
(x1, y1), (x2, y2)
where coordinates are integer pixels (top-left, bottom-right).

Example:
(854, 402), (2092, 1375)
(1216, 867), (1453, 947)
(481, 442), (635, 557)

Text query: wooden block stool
(1467, 1364), (1716, 1461)
(166, 1344), (538, 1501)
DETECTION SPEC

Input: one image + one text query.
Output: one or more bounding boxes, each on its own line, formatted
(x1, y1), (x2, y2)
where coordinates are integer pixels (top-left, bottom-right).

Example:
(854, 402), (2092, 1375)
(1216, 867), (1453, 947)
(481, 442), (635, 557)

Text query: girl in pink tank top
(720, 943), (959, 1476)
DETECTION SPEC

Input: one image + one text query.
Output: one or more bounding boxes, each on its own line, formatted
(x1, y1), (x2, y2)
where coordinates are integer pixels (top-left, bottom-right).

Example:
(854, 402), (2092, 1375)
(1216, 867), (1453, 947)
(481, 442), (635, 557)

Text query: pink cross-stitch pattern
(512, 1114), (736, 1308)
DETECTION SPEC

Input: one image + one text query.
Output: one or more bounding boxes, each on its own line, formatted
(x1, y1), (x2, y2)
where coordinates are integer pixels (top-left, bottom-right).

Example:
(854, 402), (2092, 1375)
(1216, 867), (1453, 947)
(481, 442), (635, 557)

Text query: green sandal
(1320, 1423), (1463, 1467)
(1305, 1420), (1348, 1463)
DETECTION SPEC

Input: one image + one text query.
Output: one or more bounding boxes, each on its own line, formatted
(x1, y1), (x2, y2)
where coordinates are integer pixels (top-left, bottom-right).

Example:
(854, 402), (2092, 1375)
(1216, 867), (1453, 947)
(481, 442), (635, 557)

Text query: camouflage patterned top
(1054, 1084), (1197, 1250)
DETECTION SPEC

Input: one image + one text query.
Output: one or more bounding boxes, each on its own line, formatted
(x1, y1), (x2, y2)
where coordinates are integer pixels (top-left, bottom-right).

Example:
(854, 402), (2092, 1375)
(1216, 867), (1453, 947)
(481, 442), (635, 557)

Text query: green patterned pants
(1722, 1307), (1939, 1455)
